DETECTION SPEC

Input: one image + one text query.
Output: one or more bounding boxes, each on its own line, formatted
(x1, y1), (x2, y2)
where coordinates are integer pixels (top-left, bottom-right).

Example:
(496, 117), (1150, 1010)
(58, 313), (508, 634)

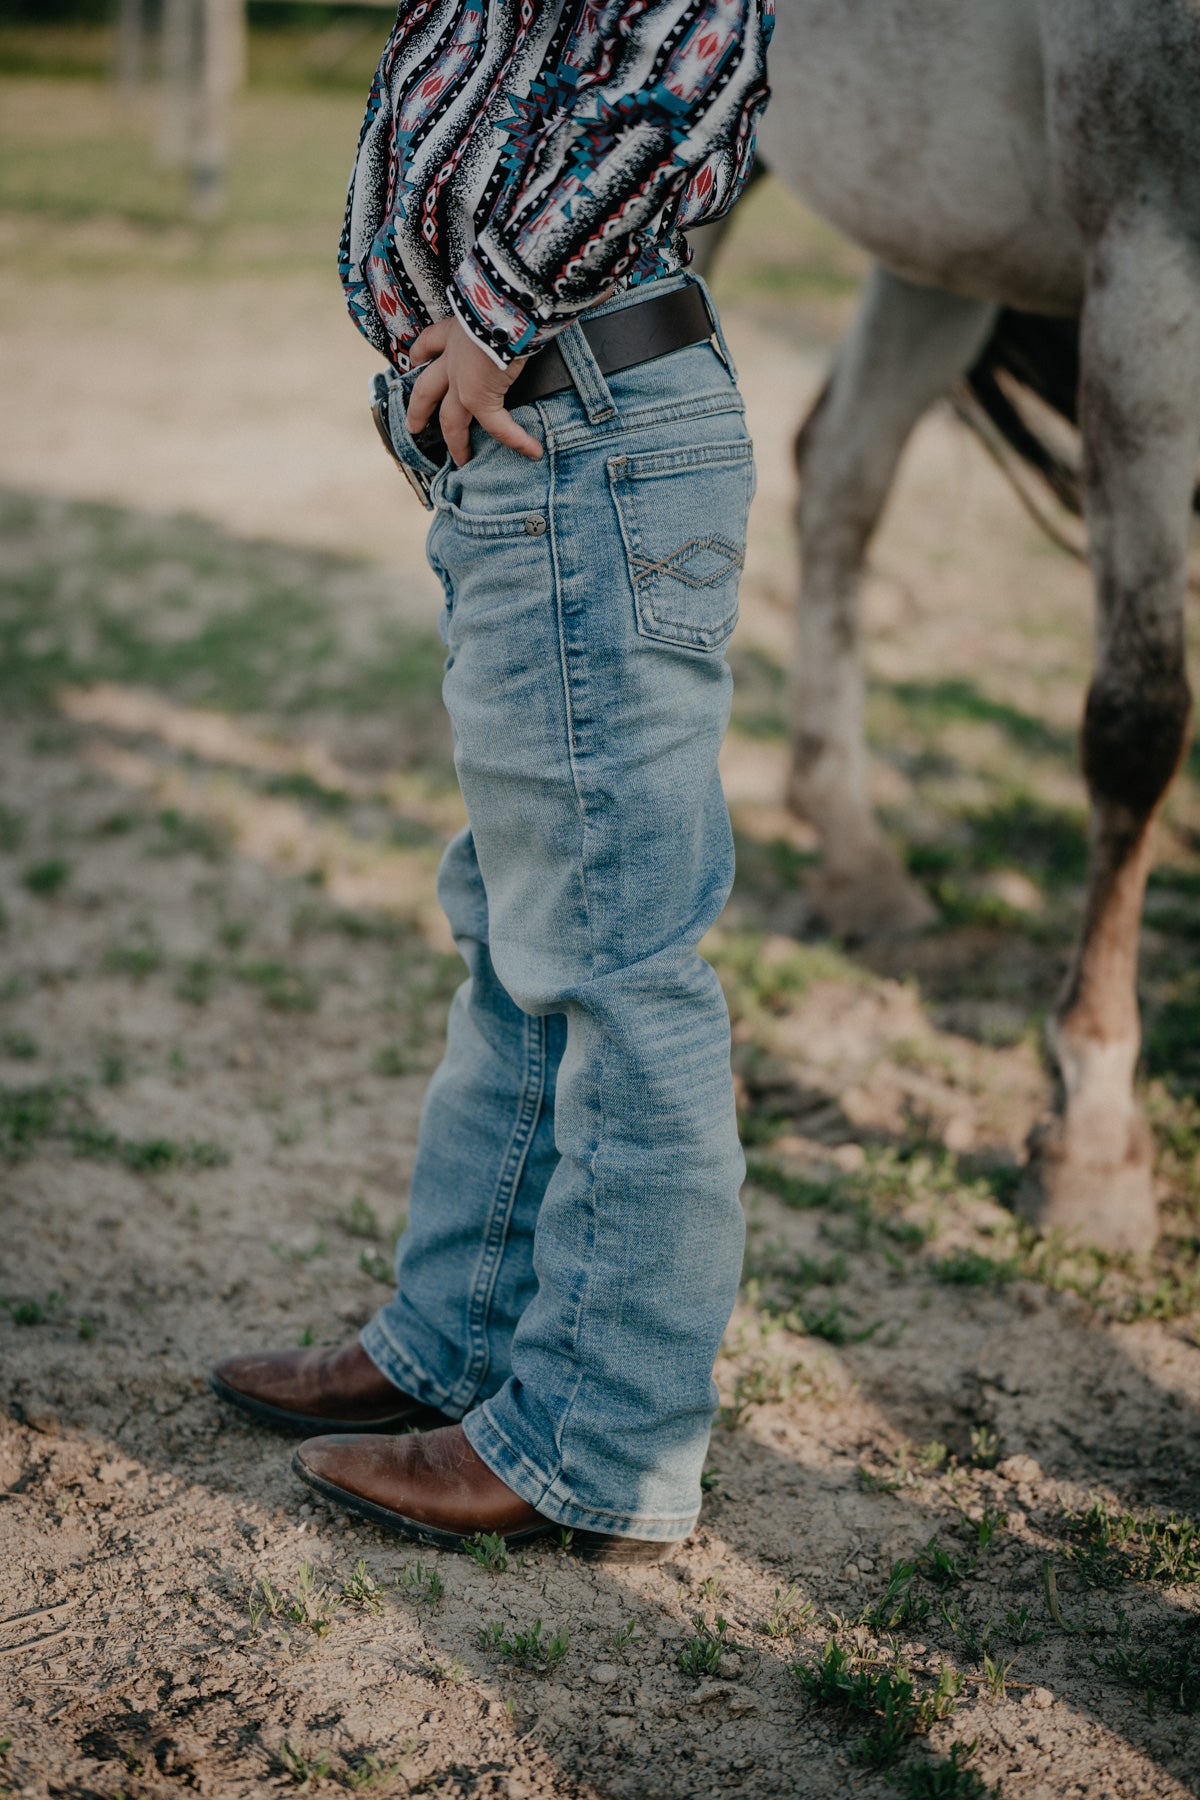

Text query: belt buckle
(370, 372), (435, 507)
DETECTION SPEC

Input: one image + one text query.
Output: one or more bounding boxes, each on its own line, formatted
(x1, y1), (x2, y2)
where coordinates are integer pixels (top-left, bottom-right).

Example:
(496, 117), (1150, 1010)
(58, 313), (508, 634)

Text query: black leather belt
(505, 282), (715, 410)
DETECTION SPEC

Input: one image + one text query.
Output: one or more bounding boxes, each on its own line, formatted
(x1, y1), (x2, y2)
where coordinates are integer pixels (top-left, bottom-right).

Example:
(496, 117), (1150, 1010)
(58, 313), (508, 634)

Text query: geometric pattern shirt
(339, 0), (773, 369)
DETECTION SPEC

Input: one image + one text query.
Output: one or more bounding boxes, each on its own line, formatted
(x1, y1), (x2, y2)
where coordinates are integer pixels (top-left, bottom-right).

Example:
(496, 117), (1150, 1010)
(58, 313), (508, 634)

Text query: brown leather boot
(293, 1423), (682, 1562)
(209, 1339), (450, 1434)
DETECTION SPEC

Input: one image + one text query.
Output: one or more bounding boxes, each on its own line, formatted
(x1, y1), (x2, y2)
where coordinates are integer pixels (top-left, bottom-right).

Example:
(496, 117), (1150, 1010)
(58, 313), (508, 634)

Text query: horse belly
(759, 0), (1086, 314)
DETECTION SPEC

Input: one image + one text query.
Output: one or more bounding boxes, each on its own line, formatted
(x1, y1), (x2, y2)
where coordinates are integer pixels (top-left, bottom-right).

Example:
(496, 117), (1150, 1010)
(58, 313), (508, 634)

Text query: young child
(212, 0), (773, 1560)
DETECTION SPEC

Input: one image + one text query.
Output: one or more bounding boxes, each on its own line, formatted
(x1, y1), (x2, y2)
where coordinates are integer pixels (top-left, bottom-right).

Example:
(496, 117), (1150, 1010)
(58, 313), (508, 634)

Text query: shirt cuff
(447, 244), (566, 370)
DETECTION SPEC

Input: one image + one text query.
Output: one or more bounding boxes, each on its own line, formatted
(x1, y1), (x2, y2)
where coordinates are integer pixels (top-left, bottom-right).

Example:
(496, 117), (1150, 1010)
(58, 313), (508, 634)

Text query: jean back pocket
(608, 437), (755, 651)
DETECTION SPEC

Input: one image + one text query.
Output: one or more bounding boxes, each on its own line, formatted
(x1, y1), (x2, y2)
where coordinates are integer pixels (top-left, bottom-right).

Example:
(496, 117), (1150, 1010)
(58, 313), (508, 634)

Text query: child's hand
(406, 317), (542, 465)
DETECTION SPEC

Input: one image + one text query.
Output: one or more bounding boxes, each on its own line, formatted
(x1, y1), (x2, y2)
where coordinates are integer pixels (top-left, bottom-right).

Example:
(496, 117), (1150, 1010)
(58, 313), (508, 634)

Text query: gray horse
(702, 1), (1200, 1254)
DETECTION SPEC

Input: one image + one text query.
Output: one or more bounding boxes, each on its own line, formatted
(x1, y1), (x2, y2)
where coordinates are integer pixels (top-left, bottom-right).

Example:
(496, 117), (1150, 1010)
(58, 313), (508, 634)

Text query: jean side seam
(452, 1010), (547, 1410)
(540, 429), (604, 1465)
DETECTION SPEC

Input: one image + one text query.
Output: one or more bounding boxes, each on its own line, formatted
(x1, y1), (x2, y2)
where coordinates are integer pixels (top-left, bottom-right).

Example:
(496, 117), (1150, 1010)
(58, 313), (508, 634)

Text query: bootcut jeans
(361, 272), (753, 1541)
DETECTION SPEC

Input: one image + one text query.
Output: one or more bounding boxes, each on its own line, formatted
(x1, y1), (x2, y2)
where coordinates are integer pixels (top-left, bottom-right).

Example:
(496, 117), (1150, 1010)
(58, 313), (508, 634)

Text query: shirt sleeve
(447, 0), (773, 368)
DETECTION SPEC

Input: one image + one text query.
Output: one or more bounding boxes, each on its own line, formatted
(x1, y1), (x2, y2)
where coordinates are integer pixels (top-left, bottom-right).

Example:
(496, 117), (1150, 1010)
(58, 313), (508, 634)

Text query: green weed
(275, 1740), (333, 1788)
(394, 1561), (444, 1605)
(677, 1615), (730, 1678)
(1063, 1499), (1199, 1588)
(237, 960), (320, 1011)
(969, 1427), (1002, 1471)
(795, 1299), (883, 1346)
(148, 807), (231, 861)
(0, 1081), (58, 1156)
(464, 1531), (510, 1573)
(1091, 1618), (1200, 1715)
(930, 1250), (1018, 1287)
(341, 1749), (411, 1792)
(6, 1297), (47, 1326)
(175, 957), (217, 1006)
(103, 937), (164, 980)
(285, 1561), (339, 1636)
(720, 1356), (813, 1426)
(895, 1740), (996, 1799)
(478, 1618), (569, 1672)
(22, 857), (69, 897)
(67, 1125), (229, 1172)
(340, 1560), (385, 1614)
(793, 1640), (963, 1770)
(0, 1030), (37, 1059)
(859, 1560), (932, 1633)
(1002, 1606), (1044, 1647)
(270, 1236), (328, 1265)
(763, 1583), (815, 1639)
(338, 1193), (382, 1240)
(250, 1562), (339, 1638)
(981, 1652), (1018, 1700)
(857, 1439), (948, 1494)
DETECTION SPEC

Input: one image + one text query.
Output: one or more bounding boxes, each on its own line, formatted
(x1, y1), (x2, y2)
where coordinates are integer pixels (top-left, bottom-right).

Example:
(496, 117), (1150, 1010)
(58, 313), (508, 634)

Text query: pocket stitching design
(627, 535), (746, 592)
(608, 438), (753, 651)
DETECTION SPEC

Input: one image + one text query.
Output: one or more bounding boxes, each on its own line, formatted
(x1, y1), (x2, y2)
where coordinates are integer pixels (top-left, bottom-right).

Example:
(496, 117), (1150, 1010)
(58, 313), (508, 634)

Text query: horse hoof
(1018, 1116), (1158, 1255)
(803, 860), (936, 939)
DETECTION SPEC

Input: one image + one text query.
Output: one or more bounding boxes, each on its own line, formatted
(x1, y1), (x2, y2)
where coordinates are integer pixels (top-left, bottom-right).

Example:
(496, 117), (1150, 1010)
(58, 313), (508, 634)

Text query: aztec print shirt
(339, 0), (773, 370)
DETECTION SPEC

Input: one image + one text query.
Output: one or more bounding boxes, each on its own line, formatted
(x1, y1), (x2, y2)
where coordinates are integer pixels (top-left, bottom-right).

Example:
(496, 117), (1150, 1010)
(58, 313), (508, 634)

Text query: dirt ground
(2, 75), (1200, 1800)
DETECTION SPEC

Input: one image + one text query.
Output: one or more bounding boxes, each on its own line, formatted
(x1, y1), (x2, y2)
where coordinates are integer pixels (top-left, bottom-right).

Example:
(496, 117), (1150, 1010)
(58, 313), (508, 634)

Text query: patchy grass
(393, 1562), (444, 1606)
(477, 1618), (569, 1674)
(0, 1079), (228, 1173)
(463, 1532), (510, 1574)
(896, 1740), (997, 1799)
(929, 1250), (1020, 1288)
(677, 1616), (730, 1678)
(792, 1639), (963, 1771)
(250, 1562), (340, 1639)
(0, 1081), (58, 1156)
(21, 856), (70, 897)
(0, 493), (449, 761)
(235, 960), (321, 1012)
(1061, 1500), (1199, 1590)
(1092, 1619), (1200, 1717)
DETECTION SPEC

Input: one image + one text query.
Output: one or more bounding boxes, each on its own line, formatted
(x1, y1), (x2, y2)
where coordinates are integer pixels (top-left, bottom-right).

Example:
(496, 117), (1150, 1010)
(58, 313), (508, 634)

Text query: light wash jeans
(361, 273), (752, 1541)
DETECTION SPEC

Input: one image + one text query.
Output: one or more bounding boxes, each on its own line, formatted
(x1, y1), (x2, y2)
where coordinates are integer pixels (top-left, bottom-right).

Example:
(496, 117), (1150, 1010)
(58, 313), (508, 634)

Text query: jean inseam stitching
(361, 1316), (463, 1417)
(452, 1010), (547, 1410)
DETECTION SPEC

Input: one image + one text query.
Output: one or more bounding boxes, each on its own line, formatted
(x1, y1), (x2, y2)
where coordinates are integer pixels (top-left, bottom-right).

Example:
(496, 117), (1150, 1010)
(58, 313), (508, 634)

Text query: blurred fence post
(230, 0), (249, 91)
(192, 0), (239, 218)
(113, 0), (146, 92)
(159, 0), (198, 167)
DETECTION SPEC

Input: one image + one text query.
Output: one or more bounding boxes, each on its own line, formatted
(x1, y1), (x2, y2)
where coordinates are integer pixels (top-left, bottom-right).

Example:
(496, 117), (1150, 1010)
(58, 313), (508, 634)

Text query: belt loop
(688, 271), (739, 384)
(555, 319), (619, 424)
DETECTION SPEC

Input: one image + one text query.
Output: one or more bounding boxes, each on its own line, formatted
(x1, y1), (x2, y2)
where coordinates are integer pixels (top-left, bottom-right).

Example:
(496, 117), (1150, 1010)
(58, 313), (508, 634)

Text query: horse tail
(960, 309), (1084, 515)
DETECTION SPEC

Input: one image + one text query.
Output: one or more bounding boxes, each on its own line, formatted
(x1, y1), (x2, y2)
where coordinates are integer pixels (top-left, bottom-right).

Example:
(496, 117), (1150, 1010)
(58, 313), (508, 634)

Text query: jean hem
(462, 1403), (698, 1542)
(359, 1315), (468, 1420)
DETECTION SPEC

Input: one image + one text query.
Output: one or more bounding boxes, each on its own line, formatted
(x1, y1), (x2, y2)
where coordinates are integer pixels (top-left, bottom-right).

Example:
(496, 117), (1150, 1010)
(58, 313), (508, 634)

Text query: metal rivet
(525, 515), (547, 536)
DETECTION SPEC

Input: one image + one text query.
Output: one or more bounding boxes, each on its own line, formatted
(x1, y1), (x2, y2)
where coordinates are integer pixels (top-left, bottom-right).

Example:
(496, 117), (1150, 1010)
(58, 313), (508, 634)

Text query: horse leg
(1022, 216), (1199, 1253)
(791, 266), (996, 936)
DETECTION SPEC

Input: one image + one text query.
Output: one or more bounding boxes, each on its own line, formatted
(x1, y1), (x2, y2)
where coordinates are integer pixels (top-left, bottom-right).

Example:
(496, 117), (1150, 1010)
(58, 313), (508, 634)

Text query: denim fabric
(361, 273), (752, 1540)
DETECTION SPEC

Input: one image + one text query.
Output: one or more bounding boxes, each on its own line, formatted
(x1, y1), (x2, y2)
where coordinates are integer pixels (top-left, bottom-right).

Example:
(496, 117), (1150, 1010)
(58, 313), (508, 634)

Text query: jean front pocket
(608, 437), (755, 651)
